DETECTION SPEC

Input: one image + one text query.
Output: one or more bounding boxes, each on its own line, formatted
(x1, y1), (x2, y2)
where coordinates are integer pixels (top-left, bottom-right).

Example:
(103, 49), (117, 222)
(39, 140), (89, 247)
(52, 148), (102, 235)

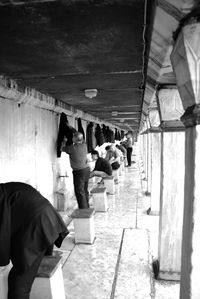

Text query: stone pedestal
(0, 264), (12, 299)
(31, 256), (65, 299)
(90, 187), (108, 212)
(113, 169), (119, 183)
(71, 208), (95, 244)
(158, 130), (185, 280)
(121, 160), (125, 172)
(119, 164), (123, 176)
(103, 176), (115, 194)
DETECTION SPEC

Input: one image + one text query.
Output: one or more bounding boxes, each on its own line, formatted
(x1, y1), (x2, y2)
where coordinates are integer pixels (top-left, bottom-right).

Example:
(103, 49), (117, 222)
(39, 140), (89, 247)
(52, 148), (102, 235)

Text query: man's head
(91, 150), (99, 161)
(106, 145), (114, 152)
(105, 145), (111, 151)
(73, 132), (84, 144)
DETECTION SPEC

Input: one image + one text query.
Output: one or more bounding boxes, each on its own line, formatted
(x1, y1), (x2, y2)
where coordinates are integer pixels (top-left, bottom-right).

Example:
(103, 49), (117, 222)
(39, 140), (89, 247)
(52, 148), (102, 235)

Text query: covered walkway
(57, 148), (179, 299)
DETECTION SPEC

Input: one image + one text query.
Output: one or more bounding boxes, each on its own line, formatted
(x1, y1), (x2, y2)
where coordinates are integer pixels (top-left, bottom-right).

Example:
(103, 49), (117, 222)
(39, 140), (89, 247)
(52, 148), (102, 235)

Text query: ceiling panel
(0, 0), (147, 131)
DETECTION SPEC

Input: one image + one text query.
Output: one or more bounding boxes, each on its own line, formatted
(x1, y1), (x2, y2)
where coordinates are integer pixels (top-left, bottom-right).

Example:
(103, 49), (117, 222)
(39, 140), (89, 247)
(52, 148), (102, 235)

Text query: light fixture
(171, 9), (200, 110)
(84, 89), (98, 99)
(148, 107), (161, 128)
(111, 111), (118, 116)
(157, 88), (184, 122)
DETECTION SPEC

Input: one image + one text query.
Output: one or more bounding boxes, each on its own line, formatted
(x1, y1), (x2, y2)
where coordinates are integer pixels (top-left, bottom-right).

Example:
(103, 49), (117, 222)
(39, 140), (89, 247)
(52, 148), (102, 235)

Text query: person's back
(105, 145), (120, 162)
(90, 150), (112, 178)
(0, 182), (68, 299)
(62, 132), (88, 171)
(125, 137), (133, 148)
(95, 157), (112, 176)
(124, 134), (133, 167)
(61, 132), (90, 209)
(65, 142), (88, 170)
(117, 144), (127, 155)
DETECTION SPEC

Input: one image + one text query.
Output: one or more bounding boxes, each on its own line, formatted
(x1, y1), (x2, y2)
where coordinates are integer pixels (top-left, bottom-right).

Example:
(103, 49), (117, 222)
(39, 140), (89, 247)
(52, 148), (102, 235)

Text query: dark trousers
(8, 245), (54, 299)
(127, 147), (133, 166)
(73, 167), (90, 209)
(8, 252), (44, 299)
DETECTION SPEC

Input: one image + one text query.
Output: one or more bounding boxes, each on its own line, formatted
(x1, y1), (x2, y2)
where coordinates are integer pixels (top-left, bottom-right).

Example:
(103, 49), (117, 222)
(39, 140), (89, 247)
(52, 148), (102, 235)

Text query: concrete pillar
(147, 132), (152, 194)
(179, 124), (200, 299)
(143, 133), (148, 179)
(142, 133), (149, 192)
(139, 134), (145, 174)
(158, 130), (185, 280)
(149, 132), (161, 215)
(170, 8), (200, 296)
(139, 133), (147, 189)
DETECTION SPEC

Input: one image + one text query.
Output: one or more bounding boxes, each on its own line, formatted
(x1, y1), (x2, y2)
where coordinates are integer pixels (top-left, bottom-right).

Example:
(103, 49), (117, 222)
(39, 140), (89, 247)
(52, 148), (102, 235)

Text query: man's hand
(89, 171), (94, 178)
(60, 137), (67, 151)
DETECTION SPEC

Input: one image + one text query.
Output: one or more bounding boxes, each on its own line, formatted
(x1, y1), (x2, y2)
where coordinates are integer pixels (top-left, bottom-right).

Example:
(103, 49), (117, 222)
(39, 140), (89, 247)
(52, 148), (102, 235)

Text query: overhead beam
(0, 0), (57, 5)
(157, 0), (185, 21)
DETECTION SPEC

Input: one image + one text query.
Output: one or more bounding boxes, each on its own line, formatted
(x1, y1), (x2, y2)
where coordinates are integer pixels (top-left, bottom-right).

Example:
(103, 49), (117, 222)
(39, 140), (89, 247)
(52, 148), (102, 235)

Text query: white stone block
(103, 176), (115, 194)
(31, 256), (65, 299)
(0, 264), (12, 299)
(91, 187), (108, 212)
(119, 165), (123, 176)
(113, 169), (119, 182)
(71, 208), (95, 244)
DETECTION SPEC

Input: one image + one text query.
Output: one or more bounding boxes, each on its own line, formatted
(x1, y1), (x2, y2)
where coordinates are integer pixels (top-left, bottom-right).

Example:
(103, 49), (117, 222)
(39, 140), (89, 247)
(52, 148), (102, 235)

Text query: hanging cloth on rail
(95, 124), (105, 146)
(117, 130), (121, 141)
(57, 112), (76, 158)
(102, 124), (108, 142)
(115, 128), (120, 141)
(106, 126), (111, 142)
(86, 122), (96, 153)
(77, 117), (85, 140)
(111, 130), (115, 143)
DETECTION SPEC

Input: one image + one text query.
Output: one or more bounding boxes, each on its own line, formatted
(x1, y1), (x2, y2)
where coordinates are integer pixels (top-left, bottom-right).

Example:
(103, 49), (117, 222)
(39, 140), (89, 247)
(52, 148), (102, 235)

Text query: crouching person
(90, 150), (112, 179)
(0, 182), (69, 299)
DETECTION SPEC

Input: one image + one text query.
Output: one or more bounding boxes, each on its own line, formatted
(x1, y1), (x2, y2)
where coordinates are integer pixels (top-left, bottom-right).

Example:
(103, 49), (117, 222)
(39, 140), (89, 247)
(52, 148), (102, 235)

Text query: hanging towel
(95, 124), (105, 146)
(57, 112), (76, 158)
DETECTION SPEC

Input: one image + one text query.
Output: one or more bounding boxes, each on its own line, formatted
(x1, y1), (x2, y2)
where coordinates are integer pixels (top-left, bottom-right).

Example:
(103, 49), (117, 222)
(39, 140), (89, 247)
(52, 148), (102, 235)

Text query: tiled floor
(59, 161), (180, 299)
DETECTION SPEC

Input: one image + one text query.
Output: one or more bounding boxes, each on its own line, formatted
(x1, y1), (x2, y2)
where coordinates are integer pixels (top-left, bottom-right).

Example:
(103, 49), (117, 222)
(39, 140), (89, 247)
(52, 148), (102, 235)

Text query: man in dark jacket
(90, 150), (112, 178)
(0, 182), (68, 299)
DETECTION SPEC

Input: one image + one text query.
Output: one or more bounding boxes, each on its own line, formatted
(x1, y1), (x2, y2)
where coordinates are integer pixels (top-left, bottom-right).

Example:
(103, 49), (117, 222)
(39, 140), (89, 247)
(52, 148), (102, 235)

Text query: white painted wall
(0, 98), (74, 206)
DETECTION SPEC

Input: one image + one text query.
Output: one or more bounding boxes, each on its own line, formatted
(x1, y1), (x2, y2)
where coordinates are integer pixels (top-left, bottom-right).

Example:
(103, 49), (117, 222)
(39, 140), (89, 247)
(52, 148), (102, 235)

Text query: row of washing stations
(51, 142), (179, 299)
(0, 142), (180, 299)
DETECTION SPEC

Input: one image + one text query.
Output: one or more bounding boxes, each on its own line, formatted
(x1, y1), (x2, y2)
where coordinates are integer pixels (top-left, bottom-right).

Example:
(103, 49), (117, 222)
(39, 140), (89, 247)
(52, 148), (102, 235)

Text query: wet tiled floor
(59, 161), (180, 299)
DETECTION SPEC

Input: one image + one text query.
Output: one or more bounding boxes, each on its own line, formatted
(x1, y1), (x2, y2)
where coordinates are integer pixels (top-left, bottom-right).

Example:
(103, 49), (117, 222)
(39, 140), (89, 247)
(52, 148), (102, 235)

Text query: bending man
(0, 182), (68, 299)
(90, 149), (112, 178)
